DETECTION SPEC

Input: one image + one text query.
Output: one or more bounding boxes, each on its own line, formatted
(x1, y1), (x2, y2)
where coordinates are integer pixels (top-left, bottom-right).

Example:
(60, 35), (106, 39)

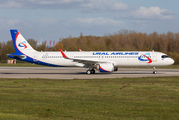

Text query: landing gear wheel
(153, 71), (157, 74)
(86, 70), (91, 75)
(91, 69), (95, 74)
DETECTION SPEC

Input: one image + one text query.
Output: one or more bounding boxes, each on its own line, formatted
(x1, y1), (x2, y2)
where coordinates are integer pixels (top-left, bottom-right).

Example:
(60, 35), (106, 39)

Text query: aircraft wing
(59, 49), (110, 65)
(70, 58), (107, 64)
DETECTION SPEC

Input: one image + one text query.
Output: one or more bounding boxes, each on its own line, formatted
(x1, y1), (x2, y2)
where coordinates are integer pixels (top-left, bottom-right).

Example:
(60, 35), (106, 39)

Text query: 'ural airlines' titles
(93, 52), (139, 55)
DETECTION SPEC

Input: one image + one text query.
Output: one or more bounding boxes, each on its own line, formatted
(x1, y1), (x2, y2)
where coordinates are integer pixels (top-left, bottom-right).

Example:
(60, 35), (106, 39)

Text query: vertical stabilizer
(10, 30), (36, 54)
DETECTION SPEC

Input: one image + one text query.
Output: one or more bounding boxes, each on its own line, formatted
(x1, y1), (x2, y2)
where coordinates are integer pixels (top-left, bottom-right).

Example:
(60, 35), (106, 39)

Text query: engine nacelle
(97, 63), (114, 72)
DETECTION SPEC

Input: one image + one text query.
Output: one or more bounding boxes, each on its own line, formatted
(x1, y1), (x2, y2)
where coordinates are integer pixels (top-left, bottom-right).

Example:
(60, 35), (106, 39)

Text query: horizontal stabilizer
(8, 53), (26, 59)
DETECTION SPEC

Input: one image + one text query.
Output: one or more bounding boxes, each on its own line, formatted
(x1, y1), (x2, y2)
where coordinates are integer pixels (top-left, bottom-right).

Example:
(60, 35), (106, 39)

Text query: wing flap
(72, 58), (107, 64)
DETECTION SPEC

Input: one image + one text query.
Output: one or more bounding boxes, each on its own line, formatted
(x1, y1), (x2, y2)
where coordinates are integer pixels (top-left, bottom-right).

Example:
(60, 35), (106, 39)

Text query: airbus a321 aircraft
(8, 30), (174, 74)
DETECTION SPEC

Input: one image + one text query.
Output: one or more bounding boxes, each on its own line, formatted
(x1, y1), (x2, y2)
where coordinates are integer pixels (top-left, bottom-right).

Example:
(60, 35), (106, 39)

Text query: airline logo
(138, 53), (152, 63)
(18, 41), (27, 49)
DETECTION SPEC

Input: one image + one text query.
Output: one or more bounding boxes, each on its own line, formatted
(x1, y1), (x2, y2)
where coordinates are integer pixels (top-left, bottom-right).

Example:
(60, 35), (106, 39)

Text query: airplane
(8, 29), (174, 74)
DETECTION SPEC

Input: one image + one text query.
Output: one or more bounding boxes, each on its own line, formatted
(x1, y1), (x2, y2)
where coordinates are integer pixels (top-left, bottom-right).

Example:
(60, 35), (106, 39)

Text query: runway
(0, 67), (179, 79)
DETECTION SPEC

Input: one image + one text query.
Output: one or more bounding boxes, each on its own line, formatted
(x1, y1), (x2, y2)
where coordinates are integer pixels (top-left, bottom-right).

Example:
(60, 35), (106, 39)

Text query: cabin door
(152, 53), (157, 62)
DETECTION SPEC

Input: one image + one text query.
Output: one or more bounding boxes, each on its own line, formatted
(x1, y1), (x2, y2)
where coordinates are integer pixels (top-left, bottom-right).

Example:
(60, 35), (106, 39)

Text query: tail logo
(18, 41), (27, 49)
(138, 53), (152, 63)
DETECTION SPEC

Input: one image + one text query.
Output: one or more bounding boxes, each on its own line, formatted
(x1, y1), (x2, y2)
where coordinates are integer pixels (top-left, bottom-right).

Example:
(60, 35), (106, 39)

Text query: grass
(0, 77), (179, 120)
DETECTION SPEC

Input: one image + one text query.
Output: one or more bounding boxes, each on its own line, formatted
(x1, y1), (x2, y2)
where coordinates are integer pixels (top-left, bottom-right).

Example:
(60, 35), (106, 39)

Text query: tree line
(0, 29), (179, 64)
(61, 30), (179, 64)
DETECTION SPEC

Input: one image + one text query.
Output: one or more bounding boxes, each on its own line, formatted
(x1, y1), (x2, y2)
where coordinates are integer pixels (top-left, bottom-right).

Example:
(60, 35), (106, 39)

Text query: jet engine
(96, 63), (114, 72)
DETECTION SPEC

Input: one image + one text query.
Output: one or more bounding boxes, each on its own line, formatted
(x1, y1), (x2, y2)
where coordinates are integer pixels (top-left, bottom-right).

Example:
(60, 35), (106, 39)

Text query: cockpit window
(161, 55), (169, 58)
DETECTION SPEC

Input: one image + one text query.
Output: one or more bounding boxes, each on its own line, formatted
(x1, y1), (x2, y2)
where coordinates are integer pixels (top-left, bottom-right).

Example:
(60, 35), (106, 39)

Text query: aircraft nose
(171, 58), (175, 65)
(168, 58), (174, 65)
(165, 58), (174, 65)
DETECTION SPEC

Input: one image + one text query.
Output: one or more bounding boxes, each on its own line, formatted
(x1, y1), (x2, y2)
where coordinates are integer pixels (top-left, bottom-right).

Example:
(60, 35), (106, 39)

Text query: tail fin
(10, 29), (36, 54)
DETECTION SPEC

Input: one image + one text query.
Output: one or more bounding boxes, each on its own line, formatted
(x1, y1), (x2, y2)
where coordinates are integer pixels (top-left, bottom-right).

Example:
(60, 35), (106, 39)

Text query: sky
(0, 0), (179, 43)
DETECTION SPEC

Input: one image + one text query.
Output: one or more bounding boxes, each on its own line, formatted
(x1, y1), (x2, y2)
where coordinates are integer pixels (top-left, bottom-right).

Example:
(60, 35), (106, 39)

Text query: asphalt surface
(0, 67), (179, 79)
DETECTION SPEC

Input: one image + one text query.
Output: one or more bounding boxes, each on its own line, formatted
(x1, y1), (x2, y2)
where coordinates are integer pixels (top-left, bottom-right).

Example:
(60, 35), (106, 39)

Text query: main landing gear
(86, 69), (95, 74)
(153, 67), (157, 74)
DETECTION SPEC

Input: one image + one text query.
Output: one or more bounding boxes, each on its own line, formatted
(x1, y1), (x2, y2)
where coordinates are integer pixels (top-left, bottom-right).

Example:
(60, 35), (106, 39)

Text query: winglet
(79, 48), (82, 52)
(59, 49), (67, 58)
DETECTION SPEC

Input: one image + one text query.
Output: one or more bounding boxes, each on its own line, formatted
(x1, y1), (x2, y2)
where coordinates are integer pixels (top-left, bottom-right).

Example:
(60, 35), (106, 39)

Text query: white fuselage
(25, 51), (174, 67)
